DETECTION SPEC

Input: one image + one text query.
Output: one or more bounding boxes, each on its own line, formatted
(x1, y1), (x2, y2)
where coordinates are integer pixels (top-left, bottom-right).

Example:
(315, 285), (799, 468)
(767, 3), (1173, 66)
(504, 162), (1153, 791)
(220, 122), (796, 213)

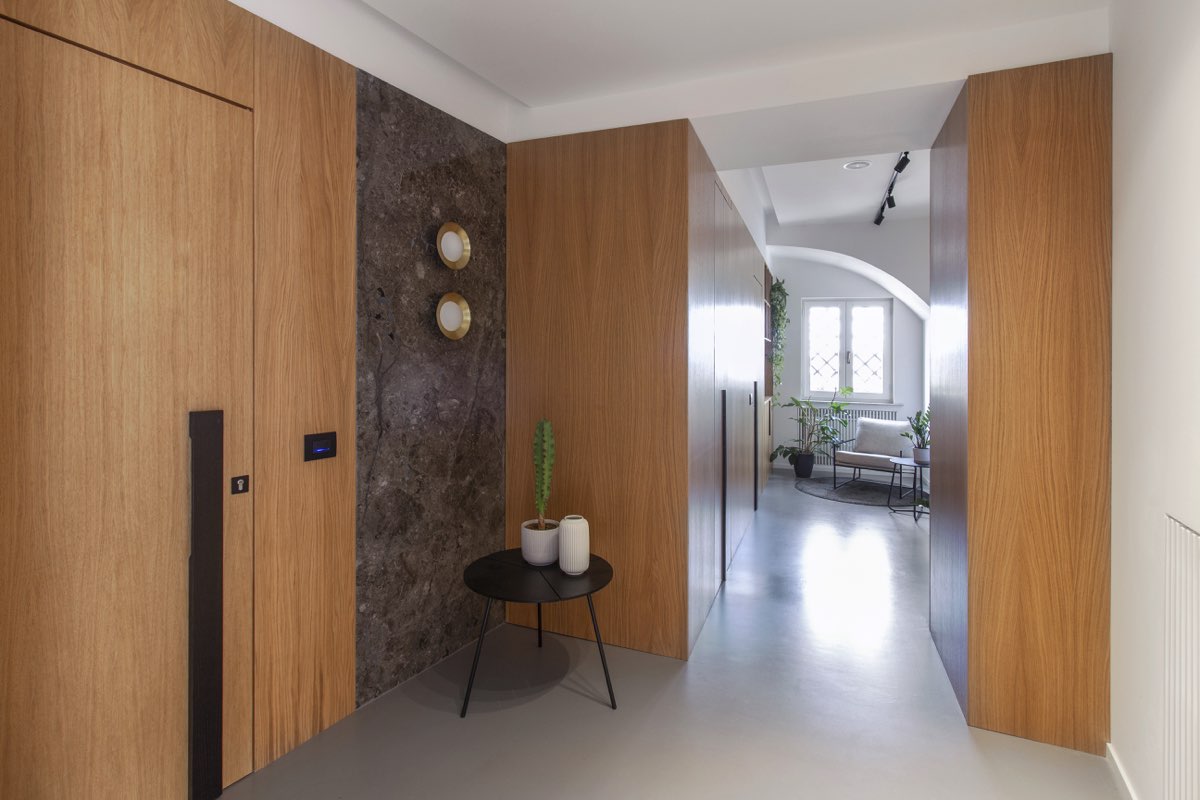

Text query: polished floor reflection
(224, 475), (1119, 800)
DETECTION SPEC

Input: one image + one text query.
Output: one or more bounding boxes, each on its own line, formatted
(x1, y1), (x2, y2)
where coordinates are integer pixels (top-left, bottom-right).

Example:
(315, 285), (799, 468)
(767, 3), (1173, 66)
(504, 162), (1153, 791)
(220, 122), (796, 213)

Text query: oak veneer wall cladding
(687, 125), (723, 652)
(929, 55), (1112, 754)
(0, 18), (254, 796)
(714, 181), (764, 571)
(507, 121), (692, 658)
(507, 121), (763, 659)
(0, 1), (358, 790)
(0, 0), (255, 105)
(355, 70), (507, 706)
(929, 83), (971, 716)
(252, 20), (357, 768)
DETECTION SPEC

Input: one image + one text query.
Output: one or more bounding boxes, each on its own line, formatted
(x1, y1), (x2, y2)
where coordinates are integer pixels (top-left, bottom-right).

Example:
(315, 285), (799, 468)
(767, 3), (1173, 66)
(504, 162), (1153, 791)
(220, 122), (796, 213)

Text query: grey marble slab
(355, 69), (507, 706)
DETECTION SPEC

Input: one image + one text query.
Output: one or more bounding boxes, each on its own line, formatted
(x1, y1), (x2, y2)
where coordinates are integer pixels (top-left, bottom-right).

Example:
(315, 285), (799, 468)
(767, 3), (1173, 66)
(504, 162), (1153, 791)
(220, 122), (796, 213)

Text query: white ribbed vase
(558, 515), (590, 575)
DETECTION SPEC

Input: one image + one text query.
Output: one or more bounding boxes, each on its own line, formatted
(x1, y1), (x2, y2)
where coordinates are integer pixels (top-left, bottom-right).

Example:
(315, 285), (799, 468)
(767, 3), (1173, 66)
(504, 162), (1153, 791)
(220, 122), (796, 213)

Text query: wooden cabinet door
(0, 20), (253, 797)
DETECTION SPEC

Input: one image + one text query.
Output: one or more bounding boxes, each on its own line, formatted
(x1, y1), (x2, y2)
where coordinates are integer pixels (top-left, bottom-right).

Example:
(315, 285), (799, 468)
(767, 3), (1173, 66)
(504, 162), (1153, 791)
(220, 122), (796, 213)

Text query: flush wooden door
(0, 19), (253, 798)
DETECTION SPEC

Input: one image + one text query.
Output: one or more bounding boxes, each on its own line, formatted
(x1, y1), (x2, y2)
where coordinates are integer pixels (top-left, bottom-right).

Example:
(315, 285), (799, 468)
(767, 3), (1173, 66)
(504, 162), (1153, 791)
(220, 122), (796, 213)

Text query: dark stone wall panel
(356, 70), (506, 706)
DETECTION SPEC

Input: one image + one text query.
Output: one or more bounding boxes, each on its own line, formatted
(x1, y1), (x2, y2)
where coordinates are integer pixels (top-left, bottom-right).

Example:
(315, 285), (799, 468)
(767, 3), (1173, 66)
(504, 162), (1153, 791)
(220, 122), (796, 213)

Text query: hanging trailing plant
(769, 277), (789, 390)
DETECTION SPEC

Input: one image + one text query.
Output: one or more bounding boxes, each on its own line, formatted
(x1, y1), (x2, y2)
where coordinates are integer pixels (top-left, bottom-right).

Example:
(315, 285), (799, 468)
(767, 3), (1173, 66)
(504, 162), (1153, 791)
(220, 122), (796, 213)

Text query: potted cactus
(521, 418), (559, 565)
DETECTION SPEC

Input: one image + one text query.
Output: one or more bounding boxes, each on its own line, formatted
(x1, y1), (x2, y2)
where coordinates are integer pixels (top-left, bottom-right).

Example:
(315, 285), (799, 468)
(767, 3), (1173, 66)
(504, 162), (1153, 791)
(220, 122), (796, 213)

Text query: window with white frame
(800, 298), (893, 402)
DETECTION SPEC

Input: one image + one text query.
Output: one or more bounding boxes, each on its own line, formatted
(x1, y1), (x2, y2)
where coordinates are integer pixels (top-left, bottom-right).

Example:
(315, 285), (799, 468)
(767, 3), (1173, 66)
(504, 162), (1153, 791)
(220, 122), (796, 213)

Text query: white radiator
(1165, 515), (1200, 800)
(814, 407), (898, 466)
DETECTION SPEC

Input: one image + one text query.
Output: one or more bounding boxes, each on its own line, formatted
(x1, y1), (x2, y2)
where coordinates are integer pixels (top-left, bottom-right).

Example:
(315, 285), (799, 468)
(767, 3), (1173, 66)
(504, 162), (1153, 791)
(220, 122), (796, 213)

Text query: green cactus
(532, 418), (555, 529)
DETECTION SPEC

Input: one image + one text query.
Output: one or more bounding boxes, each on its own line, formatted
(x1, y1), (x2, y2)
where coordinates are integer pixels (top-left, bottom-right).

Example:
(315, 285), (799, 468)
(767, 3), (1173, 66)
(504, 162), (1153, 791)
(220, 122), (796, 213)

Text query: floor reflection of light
(800, 525), (894, 657)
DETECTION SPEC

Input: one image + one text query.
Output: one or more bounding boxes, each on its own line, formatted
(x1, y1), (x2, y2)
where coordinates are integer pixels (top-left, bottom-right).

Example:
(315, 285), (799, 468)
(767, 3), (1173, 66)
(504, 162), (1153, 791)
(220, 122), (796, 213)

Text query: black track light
(870, 151), (912, 225)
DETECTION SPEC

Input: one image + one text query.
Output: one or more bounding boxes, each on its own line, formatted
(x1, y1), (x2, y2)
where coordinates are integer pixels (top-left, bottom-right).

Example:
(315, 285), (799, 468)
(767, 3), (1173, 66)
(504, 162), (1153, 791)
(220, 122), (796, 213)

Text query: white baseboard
(1106, 743), (1139, 800)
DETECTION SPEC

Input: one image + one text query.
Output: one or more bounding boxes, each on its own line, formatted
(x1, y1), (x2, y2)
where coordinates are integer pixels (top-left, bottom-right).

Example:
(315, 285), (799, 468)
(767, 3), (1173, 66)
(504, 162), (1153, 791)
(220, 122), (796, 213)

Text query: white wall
(770, 254), (925, 460)
(1109, 1), (1200, 797)
(770, 217), (930, 301)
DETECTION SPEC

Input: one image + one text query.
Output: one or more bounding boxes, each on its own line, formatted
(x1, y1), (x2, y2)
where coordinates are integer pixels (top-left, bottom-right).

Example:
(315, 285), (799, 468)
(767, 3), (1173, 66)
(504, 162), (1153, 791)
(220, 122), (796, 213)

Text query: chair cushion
(853, 418), (910, 458)
(835, 451), (897, 471)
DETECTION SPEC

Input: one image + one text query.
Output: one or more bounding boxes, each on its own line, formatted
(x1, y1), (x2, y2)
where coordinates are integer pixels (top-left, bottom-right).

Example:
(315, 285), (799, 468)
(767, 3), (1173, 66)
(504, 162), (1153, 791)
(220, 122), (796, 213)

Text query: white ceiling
(233, 1), (1110, 143)
(362, 0), (1106, 107)
(761, 149), (931, 226)
(692, 82), (960, 171)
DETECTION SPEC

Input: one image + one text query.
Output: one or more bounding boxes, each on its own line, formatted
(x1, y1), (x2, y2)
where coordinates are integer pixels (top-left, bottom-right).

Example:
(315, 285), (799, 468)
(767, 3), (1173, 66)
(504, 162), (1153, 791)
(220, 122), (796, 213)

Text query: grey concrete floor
(225, 474), (1120, 799)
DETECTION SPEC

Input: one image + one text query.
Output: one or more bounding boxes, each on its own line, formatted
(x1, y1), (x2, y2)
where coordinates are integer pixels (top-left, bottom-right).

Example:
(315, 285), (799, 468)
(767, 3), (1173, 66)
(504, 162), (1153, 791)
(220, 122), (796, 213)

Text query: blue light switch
(303, 432), (337, 462)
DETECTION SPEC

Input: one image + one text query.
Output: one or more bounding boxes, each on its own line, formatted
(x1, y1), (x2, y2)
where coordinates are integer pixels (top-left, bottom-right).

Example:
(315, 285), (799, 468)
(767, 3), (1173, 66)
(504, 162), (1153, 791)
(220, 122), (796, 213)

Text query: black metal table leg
(586, 593), (617, 710)
(537, 602), (542, 648)
(460, 597), (492, 718)
(914, 466), (928, 521)
(907, 465), (916, 522)
(887, 466), (900, 512)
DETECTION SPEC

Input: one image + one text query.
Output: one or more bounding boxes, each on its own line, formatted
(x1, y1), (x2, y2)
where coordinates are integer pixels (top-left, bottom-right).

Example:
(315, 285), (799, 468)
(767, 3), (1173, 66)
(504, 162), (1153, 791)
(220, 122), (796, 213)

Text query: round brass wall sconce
(437, 222), (471, 270)
(436, 292), (471, 340)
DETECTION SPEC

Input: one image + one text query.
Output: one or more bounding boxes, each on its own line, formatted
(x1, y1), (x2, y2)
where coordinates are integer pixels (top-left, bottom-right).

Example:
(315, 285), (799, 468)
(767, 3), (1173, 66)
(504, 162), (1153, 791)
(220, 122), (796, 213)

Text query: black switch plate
(304, 432), (337, 462)
(231, 475), (250, 494)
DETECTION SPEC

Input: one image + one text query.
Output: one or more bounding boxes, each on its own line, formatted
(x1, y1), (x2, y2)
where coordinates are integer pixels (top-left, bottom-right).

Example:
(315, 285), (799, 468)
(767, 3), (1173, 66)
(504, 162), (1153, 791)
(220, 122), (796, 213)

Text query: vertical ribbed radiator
(1165, 515), (1199, 800)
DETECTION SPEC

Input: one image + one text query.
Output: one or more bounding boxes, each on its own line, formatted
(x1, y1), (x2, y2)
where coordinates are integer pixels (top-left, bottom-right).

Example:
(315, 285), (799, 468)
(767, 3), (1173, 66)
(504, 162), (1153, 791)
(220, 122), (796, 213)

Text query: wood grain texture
(0, 0), (254, 106)
(760, 266), (772, 494)
(0, 19), (253, 796)
(965, 55), (1111, 754)
(253, 19), (358, 767)
(686, 124), (722, 652)
(928, 82), (971, 716)
(717, 181), (763, 566)
(506, 121), (691, 659)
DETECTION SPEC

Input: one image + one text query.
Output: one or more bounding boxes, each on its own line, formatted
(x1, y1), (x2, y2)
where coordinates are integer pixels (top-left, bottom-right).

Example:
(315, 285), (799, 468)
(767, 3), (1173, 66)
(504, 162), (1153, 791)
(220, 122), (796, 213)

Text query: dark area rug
(794, 476), (893, 506)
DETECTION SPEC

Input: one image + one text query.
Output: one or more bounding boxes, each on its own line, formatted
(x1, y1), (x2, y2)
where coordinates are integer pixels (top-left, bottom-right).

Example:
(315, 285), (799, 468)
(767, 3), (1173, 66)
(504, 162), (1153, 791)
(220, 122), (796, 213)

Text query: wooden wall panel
(716, 185), (738, 571)
(0, 0), (254, 106)
(506, 121), (691, 659)
(928, 82), (971, 715)
(0, 19), (253, 796)
(253, 20), (358, 767)
(686, 125), (722, 652)
(714, 183), (760, 566)
(965, 55), (1111, 754)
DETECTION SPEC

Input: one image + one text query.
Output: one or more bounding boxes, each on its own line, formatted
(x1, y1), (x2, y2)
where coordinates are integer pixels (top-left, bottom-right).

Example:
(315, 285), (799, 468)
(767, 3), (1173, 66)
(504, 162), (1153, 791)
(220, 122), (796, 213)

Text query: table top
(890, 456), (930, 469)
(463, 548), (613, 604)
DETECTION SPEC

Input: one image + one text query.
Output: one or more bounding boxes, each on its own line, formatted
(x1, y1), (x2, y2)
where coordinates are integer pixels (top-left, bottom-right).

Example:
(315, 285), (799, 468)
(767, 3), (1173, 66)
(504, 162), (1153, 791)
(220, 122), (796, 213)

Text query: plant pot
(521, 519), (559, 566)
(913, 447), (930, 465)
(793, 452), (816, 479)
(558, 515), (590, 575)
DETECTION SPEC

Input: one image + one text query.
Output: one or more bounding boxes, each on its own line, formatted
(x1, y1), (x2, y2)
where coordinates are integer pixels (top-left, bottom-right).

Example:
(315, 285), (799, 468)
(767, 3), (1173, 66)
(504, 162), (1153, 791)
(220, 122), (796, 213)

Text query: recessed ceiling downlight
(843, 160), (872, 170)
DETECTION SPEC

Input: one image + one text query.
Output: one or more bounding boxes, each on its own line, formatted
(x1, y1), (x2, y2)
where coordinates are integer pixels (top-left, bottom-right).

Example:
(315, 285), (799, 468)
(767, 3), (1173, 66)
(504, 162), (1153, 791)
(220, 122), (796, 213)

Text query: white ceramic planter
(521, 520), (559, 566)
(558, 515), (590, 575)
(913, 447), (930, 465)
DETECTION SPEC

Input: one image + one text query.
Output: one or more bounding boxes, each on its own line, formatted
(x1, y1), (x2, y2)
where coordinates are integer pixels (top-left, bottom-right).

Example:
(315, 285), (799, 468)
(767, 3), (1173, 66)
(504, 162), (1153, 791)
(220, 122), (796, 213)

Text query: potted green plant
(770, 389), (852, 478)
(521, 418), (559, 565)
(903, 408), (931, 464)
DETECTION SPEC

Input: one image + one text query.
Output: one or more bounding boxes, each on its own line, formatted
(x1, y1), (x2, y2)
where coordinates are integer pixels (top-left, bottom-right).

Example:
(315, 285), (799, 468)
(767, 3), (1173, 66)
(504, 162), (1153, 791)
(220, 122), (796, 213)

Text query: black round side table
(888, 456), (930, 522)
(460, 548), (616, 717)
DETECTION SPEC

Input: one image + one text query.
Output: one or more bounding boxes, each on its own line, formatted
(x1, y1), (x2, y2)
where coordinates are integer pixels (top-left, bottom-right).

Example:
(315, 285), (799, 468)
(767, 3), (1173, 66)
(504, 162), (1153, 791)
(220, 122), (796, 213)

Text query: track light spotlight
(871, 151), (912, 224)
